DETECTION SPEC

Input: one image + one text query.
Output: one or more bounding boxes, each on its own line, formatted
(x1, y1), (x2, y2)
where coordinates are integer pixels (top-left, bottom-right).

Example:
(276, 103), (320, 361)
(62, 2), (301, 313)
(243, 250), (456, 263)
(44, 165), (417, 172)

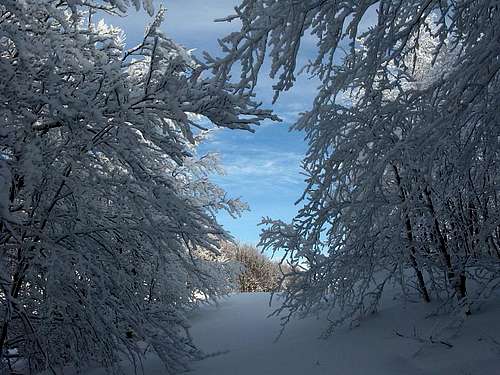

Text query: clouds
(199, 124), (307, 195)
(197, 124), (307, 245)
(222, 148), (304, 188)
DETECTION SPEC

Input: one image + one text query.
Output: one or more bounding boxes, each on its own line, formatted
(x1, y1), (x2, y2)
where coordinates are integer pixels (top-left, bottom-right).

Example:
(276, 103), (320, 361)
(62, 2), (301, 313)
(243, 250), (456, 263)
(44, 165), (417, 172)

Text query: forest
(0, 0), (499, 374)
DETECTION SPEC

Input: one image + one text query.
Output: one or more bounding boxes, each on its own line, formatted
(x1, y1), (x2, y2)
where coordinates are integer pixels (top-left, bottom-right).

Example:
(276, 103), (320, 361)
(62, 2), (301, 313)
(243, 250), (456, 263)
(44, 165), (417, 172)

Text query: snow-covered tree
(0, 0), (275, 373)
(212, 1), (500, 332)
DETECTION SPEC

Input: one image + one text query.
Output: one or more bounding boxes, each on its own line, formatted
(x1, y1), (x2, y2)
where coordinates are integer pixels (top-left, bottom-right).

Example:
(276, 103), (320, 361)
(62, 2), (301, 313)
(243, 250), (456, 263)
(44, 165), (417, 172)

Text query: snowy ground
(53, 291), (500, 375)
(187, 293), (500, 375)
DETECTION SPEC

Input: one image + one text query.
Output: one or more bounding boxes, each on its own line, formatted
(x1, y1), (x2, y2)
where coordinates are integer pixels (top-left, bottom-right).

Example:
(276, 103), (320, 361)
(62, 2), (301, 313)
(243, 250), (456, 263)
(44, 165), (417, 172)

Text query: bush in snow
(220, 242), (290, 292)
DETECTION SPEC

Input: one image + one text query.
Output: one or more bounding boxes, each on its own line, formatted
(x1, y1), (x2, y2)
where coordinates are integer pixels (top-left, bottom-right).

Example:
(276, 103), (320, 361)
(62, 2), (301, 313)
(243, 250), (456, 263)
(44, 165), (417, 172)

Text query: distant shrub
(220, 242), (289, 292)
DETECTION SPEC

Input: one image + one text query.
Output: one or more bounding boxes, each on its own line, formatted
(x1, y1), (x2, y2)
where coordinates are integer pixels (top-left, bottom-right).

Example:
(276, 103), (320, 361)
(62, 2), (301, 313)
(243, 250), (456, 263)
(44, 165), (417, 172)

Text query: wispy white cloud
(222, 149), (304, 186)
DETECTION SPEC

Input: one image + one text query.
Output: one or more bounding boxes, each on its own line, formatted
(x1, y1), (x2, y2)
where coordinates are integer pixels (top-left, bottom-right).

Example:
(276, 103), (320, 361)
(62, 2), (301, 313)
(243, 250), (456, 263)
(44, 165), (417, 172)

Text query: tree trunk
(423, 187), (470, 315)
(392, 165), (430, 303)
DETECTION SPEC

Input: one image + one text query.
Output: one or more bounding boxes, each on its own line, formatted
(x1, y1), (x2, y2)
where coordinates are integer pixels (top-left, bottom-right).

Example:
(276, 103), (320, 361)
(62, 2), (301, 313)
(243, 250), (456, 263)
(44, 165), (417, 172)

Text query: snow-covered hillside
(189, 293), (500, 375)
(78, 291), (500, 375)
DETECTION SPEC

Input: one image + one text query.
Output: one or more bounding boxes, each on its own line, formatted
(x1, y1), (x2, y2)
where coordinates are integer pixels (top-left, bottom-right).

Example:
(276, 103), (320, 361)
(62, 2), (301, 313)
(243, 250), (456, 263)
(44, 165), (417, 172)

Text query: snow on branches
(0, 0), (273, 373)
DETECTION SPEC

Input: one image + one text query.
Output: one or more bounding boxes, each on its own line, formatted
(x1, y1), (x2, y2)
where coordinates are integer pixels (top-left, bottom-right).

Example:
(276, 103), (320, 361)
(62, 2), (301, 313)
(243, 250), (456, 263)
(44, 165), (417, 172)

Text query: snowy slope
(70, 292), (500, 375)
(188, 293), (500, 375)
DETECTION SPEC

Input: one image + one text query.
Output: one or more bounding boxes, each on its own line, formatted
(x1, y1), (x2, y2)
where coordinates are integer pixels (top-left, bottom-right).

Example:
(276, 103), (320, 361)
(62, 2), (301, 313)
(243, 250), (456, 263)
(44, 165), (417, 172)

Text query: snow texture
(80, 291), (500, 375)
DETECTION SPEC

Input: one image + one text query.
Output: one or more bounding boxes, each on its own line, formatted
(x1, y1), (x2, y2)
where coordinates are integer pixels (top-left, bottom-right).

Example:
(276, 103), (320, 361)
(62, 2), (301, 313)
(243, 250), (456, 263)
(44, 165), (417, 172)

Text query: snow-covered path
(188, 293), (500, 375)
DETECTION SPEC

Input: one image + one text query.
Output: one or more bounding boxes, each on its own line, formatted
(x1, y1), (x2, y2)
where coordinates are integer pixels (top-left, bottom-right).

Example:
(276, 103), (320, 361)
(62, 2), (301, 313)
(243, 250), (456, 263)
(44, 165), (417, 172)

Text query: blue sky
(107, 1), (319, 246)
